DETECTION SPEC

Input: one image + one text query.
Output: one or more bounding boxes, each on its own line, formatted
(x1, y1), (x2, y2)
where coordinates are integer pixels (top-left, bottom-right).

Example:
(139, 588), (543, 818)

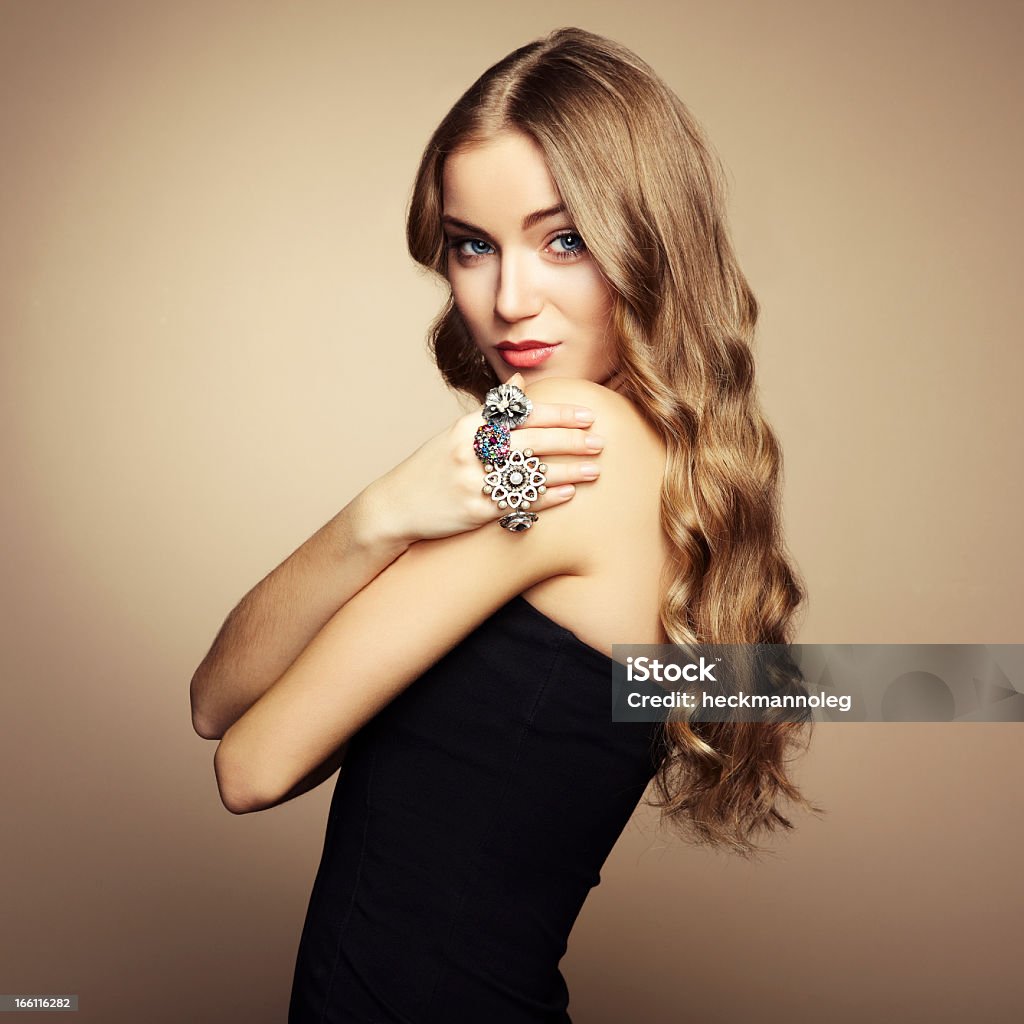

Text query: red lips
(495, 343), (559, 368)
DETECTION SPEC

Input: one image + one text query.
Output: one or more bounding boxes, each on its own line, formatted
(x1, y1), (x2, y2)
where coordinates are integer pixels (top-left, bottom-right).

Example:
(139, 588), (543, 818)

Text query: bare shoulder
(513, 378), (671, 648)
(521, 378), (667, 572)
(526, 376), (666, 472)
(527, 376), (647, 419)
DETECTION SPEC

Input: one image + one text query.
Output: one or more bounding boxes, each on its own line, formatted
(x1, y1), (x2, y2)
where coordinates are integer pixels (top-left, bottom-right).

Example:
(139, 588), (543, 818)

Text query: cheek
(575, 268), (615, 327)
(449, 270), (490, 327)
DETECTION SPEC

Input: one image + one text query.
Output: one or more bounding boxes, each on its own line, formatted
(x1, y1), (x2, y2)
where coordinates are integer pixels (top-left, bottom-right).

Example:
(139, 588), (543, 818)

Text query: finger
(522, 401), (596, 428)
(472, 456), (597, 522)
(502, 371), (597, 427)
(526, 483), (579, 513)
(475, 481), (580, 522)
(506, 426), (605, 455)
(526, 458), (601, 487)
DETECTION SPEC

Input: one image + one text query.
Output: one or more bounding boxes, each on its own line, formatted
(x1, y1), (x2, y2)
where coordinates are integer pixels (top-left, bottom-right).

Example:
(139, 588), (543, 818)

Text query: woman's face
(441, 130), (617, 385)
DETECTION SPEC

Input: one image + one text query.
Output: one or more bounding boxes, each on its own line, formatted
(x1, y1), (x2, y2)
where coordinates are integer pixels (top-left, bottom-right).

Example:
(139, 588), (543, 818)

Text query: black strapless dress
(288, 594), (664, 1023)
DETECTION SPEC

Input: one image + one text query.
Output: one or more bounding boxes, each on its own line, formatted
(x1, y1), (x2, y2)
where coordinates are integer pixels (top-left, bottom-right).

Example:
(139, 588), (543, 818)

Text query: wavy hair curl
(406, 27), (821, 857)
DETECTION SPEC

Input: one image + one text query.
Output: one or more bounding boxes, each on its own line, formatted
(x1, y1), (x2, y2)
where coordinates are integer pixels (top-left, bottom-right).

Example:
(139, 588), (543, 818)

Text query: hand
(369, 373), (605, 544)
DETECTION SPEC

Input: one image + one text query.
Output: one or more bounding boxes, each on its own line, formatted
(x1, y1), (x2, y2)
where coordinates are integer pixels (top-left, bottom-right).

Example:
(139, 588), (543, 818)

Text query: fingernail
(580, 462), (600, 479)
(557, 485), (575, 497)
(585, 434), (605, 450)
(574, 408), (595, 424)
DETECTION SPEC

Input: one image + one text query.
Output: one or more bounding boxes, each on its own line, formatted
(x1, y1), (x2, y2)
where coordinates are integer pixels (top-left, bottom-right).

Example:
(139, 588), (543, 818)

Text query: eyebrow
(441, 204), (567, 236)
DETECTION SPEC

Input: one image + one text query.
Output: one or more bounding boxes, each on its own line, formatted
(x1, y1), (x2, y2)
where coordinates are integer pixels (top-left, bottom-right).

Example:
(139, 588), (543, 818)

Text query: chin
(501, 365), (561, 385)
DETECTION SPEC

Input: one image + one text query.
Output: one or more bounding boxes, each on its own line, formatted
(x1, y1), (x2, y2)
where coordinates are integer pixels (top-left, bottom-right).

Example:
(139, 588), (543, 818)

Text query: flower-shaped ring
(482, 383), (532, 431)
(482, 448), (547, 511)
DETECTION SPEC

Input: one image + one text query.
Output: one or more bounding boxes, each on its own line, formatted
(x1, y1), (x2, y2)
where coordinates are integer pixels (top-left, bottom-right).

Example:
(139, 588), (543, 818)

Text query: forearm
(220, 740), (350, 814)
(190, 482), (409, 739)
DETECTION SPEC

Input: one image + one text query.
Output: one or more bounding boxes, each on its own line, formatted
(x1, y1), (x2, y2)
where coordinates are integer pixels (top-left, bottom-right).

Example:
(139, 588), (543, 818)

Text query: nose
(494, 250), (543, 323)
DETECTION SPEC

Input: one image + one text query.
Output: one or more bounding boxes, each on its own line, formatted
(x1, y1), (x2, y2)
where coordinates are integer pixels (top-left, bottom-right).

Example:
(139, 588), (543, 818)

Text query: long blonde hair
(406, 27), (820, 857)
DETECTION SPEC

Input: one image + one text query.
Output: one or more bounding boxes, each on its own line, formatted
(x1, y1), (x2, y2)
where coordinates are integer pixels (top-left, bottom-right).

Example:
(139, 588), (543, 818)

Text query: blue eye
(551, 233), (584, 252)
(549, 232), (586, 260)
(450, 238), (494, 261)
(446, 232), (587, 265)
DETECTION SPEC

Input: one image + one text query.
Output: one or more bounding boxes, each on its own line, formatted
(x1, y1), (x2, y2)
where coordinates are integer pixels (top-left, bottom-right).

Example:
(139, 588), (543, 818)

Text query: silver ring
(481, 447), (547, 511)
(482, 383), (532, 430)
(478, 384), (542, 532)
(498, 512), (539, 532)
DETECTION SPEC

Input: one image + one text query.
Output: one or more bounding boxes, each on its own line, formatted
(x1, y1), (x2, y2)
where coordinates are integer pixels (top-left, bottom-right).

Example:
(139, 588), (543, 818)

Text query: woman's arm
(212, 377), (614, 814)
(189, 485), (409, 741)
(250, 738), (352, 811)
(190, 377), (602, 740)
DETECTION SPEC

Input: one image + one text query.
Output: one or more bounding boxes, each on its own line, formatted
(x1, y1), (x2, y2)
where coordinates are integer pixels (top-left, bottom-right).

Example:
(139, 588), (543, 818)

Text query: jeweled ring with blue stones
(481, 448), (547, 512)
(472, 422), (511, 465)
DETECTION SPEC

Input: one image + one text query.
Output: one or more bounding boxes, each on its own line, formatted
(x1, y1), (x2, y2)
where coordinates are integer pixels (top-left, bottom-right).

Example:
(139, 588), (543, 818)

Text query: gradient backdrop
(2, 1), (1022, 1021)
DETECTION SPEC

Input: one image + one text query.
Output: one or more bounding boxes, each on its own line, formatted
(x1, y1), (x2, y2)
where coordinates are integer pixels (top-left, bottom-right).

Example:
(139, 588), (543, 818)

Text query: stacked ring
(482, 383), (533, 430)
(498, 511), (539, 532)
(472, 422), (510, 464)
(474, 383), (547, 532)
(481, 448), (548, 510)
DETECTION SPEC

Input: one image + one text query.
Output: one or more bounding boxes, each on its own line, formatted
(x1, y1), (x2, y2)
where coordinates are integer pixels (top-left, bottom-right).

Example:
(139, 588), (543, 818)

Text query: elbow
(190, 668), (225, 740)
(192, 708), (224, 741)
(213, 741), (245, 813)
(213, 735), (266, 814)
(192, 712), (225, 745)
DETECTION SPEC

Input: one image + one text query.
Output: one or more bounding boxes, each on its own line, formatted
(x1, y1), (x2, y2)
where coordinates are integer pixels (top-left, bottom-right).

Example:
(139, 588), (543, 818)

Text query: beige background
(2, 0), (1022, 1021)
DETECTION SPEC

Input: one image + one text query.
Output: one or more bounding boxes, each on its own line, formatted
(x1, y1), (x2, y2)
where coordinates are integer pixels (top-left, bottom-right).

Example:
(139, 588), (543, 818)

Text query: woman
(190, 26), (816, 1023)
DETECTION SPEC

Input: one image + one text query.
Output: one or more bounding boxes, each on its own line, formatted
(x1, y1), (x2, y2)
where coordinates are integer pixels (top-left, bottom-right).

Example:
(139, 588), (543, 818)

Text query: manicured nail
(585, 434), (605, 450)
(580, 462), (600, 479)
(574, 408), (595, 424)
(557, 485), (575, 498)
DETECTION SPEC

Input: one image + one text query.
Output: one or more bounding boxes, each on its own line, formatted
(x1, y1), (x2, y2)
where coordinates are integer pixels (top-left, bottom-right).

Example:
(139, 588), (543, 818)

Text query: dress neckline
(512, 594), (616, 667)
